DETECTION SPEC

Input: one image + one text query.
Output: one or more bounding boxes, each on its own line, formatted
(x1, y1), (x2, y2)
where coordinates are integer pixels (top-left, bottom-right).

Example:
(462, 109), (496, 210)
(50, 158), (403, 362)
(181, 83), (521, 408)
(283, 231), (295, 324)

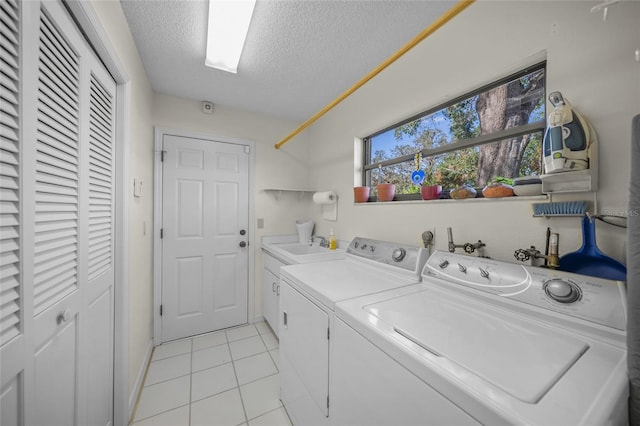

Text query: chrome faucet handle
(311, 235), (329, 248)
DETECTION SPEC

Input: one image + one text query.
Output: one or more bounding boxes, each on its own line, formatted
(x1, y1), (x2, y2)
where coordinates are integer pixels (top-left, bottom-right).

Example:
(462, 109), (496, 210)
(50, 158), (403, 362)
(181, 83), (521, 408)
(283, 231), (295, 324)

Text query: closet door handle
(272, 282), (276, 292)
(57, 309), (71, 324)
(276, 285), (280, 296)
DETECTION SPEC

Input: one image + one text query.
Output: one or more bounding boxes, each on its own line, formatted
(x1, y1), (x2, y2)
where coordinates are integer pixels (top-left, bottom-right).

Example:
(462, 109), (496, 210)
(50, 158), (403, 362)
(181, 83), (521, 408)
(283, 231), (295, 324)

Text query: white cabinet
(262, 252), (286, 336)
(279, 281), (330, 425)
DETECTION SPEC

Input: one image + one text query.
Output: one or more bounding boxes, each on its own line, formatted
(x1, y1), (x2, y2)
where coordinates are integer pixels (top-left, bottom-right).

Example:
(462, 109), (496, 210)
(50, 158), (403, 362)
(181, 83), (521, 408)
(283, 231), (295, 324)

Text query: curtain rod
(274, 0), (476, 150)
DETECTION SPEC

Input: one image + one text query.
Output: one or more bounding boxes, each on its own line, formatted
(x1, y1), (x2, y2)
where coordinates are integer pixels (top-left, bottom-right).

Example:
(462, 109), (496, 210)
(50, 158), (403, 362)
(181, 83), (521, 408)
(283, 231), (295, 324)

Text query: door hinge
(160, 228), (164, 239)
(244, 145), (250, 154)
(327, 395), (329, 409)
(160, 305), (163, 316)
(327, 327), (330, 340)
(161, 150), (167, 162)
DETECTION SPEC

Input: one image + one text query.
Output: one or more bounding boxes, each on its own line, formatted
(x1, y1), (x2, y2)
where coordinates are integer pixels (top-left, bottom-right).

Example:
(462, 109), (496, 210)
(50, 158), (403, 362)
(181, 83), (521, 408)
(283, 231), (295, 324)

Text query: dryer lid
(364, 289), (589, 403)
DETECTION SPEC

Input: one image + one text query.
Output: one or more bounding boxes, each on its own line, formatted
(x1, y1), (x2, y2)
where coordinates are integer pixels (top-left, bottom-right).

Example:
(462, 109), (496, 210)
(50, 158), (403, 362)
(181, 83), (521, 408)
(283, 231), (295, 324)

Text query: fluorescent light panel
(206, 0), (256, 73)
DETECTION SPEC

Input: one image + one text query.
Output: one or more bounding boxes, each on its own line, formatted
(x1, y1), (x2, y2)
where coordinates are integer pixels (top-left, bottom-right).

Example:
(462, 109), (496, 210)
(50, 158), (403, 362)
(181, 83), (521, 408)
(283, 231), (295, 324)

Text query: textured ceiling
(120, 0), (457, 121)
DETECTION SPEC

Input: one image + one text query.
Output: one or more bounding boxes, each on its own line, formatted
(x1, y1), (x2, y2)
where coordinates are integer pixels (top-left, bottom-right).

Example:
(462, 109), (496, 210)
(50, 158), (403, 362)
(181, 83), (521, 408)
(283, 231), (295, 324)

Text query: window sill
(353, 194), (548, 205)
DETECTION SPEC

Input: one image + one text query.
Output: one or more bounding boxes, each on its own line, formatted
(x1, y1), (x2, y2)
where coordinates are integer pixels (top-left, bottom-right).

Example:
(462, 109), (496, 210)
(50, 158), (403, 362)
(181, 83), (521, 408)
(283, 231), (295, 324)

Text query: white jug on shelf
(295, 220), (314, 244)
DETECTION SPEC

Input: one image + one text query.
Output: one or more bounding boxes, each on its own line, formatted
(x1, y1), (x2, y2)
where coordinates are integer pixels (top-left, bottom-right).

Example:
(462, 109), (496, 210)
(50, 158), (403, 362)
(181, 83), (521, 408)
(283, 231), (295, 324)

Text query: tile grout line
(228, 326), (253, 425)
(258, 332), (280, 373)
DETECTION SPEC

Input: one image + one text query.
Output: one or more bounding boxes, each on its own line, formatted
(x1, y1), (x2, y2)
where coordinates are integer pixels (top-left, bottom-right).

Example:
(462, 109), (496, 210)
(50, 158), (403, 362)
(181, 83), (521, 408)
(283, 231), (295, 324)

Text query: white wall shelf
(263, 188), (315, 200)
(541, 133), (598, 194)
(540, 169), (597, 193)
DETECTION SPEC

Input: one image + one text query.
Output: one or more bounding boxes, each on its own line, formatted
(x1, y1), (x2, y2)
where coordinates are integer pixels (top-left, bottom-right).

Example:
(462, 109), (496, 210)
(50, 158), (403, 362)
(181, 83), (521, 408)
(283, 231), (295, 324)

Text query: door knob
(239, 241), (247, 248)
(57, 309), (71, 324)
(240, 229), (246, 235)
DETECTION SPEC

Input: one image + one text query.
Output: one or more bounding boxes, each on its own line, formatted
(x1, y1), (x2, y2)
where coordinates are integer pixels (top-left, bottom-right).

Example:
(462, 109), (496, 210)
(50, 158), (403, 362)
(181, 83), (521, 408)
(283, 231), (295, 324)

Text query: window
(362, 62), (546, 200)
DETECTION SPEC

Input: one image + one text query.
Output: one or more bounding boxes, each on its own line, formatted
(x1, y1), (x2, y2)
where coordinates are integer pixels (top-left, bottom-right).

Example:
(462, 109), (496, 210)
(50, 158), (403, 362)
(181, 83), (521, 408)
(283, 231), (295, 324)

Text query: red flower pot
(421, 185), (442, 200)
(353, 186), (370, 203)
(376, 183), (395, 202)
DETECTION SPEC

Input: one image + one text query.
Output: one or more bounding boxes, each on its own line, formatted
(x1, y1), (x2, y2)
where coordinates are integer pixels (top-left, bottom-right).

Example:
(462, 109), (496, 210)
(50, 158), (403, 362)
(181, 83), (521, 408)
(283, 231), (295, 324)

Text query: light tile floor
(131, 322), (291, 426)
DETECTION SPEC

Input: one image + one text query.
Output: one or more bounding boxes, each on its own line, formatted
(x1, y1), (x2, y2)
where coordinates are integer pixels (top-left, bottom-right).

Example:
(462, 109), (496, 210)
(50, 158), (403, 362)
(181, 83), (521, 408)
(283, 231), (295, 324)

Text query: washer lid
(364, 289), (589, 403)
(281, 257), (419, 308)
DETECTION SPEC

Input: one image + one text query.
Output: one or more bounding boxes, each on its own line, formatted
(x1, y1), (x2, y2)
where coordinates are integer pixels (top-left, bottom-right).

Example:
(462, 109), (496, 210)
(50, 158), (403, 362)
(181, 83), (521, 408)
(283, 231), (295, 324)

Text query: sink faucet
(310, 236), (329, 248)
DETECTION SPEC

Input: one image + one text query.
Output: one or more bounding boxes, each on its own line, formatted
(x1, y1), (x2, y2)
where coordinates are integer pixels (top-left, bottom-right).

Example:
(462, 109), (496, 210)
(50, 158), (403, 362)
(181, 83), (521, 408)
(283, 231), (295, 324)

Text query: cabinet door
(262, 268), (279, 335)
(279, 281), (329, 424)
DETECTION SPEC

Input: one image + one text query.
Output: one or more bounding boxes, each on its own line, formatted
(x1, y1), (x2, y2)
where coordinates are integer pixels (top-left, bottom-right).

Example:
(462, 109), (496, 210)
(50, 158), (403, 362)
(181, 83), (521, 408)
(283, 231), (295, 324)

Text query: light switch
(257, 218), (264, 229)
(133, 178), (143, 197)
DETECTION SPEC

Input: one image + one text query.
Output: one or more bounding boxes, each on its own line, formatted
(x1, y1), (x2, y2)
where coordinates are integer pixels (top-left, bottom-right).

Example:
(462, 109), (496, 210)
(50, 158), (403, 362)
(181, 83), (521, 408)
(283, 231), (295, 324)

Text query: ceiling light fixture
(205, 0), (256, 74)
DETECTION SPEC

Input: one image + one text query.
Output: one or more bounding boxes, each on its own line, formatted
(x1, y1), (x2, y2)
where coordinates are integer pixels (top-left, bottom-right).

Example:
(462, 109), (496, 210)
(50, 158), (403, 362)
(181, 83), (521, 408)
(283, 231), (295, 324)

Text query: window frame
(362, 61), (547, 201)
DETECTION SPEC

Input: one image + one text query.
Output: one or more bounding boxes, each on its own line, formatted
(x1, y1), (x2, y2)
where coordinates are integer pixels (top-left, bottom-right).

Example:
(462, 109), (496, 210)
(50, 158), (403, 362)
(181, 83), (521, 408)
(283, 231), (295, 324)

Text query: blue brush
(532, 201), (589, 217)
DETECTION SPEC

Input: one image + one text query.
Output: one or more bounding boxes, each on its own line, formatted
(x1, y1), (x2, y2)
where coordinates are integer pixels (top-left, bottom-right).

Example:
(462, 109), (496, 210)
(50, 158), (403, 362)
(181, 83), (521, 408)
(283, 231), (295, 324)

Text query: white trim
(128, 338), (154, 422)
(152, 129), (164, 346)
(64, 3), (131, 426)
(153, 127), (256, 345)
(115, 81), (132, 426)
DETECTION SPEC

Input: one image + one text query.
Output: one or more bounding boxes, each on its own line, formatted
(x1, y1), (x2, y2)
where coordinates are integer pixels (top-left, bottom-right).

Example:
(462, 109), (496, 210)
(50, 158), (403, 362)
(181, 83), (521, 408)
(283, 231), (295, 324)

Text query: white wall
(305, 0), (640, 263)
(153, 94), (312, 320)
(90, 0), (155, 400)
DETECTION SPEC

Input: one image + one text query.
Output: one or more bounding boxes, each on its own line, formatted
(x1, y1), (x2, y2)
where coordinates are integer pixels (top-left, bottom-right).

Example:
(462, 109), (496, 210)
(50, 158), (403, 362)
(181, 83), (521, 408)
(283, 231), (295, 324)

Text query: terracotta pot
(421, 185), (442, 200)
(376, 183), (395, 202)
(353, 186), (370, 203)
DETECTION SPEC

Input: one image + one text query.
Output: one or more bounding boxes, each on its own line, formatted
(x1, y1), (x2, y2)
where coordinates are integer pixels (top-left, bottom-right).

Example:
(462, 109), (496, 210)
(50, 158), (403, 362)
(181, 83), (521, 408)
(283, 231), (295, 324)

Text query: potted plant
(376, 183), (395, 202)
(420, 176), (442, 200)
(482, 177), (514, 198)
(353, 186), (370, 203)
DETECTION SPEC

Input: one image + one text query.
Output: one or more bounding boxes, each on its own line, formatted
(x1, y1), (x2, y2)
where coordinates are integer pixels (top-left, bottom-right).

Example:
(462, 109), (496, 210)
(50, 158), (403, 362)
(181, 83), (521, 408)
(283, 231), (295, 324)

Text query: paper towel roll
(313, 191), (337, 205)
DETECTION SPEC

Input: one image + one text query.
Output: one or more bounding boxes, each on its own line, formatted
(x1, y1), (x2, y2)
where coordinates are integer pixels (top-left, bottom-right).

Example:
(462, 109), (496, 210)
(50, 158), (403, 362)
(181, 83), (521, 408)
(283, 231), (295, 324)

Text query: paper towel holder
(313, 191), (338, 221)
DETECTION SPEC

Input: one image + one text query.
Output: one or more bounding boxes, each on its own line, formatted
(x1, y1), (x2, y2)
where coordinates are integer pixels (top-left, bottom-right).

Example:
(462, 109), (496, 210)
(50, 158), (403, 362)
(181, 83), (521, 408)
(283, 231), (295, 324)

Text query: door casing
(153, 127), (256, 346)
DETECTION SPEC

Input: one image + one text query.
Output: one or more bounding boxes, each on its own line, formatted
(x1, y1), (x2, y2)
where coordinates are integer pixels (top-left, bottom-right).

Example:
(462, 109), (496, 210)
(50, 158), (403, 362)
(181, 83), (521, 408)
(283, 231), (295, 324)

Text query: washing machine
(331, 250), (628, 425)
(278, 237), (428, 426)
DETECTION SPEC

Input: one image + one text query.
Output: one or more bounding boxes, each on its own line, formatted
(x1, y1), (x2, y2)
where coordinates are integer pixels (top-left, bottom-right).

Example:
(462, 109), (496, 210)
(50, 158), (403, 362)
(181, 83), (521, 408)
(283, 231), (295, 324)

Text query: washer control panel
(347, 237), (424, 273)
(423, 250), (626, 331)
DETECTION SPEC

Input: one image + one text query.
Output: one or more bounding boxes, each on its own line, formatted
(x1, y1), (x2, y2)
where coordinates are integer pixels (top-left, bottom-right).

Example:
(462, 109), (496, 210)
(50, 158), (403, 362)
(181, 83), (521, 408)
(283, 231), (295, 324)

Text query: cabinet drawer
(264, 252), (286, 274)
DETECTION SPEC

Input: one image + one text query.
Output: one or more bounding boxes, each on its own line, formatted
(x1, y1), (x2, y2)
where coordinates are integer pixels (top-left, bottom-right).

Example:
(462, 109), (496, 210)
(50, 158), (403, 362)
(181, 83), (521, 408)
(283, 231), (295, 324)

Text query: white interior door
(0, 1), (116, 424)
(161, 134), (249, 342)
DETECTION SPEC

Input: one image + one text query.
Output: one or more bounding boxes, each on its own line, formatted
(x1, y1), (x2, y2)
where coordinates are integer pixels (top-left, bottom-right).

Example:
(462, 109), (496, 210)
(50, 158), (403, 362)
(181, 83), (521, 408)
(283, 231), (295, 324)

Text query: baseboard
(128, 339), (154, 422)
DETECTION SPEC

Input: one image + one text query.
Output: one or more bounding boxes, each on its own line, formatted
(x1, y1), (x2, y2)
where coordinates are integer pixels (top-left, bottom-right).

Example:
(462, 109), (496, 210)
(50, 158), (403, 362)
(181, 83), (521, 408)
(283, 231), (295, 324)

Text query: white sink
(266, 242), (346, 263)
(277, 243), (334, 255)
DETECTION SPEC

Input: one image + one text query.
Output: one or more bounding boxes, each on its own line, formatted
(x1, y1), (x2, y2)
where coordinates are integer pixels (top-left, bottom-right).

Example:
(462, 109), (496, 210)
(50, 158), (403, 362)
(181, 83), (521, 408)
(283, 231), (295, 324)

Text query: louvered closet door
(83, 57), (116, 426)
(31, 3), (84, 423)
(0, 0), (116, 424)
